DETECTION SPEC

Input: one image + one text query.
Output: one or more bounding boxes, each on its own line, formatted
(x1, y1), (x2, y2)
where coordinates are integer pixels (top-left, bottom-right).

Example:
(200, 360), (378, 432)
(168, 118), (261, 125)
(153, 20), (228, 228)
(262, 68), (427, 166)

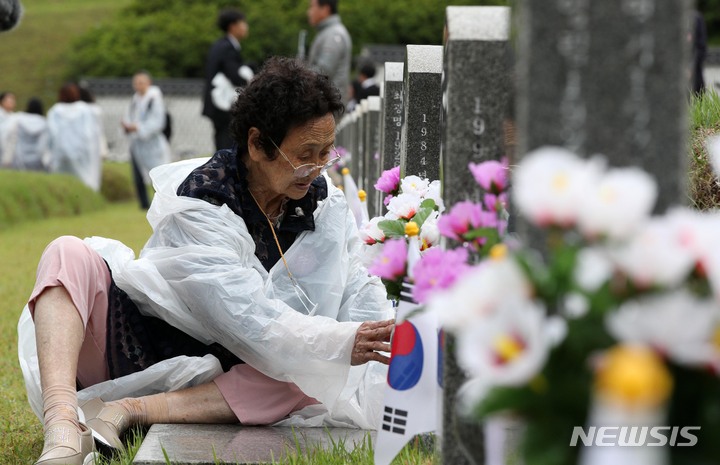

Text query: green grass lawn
(0, 0), (132, 109)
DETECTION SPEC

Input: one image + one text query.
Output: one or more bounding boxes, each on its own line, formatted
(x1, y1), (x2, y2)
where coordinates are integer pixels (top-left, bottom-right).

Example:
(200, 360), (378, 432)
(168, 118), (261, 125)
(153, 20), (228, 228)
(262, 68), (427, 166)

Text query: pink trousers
(29, 236), (319, 425)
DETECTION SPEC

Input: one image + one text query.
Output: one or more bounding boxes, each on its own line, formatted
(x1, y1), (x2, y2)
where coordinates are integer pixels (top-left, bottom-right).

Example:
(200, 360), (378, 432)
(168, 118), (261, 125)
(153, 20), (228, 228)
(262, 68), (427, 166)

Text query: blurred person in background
(79, 84), (110, 164)
(122, 71), (172, 209)
(202, 8), (254, 151)
(0, 91), (17, 165)
(47, 82), (104, 191)
(690, 9), (707, 95)
(306, 0), (351, 105)
(1, 97), (50, 171)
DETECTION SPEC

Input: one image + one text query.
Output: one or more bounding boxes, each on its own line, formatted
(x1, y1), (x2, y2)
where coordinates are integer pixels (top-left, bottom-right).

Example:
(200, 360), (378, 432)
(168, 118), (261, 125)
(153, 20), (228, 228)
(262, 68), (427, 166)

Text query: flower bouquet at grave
(369, 159), (511, 465)
(364, 160), (511, 302)
(360, 166), (444, 300)
(422, 146), (720, 465)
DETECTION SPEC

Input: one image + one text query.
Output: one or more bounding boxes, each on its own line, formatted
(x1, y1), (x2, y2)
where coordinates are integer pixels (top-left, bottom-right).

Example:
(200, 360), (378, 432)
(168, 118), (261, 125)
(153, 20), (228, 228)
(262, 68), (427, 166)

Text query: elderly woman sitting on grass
(19, 57), (394, 465)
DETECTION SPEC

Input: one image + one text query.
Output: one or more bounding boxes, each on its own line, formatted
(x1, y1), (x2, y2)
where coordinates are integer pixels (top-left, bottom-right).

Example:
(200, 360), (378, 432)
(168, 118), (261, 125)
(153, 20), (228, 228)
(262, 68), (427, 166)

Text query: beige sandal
(35, 422), (97, 465)
(79, 398), (127, 452)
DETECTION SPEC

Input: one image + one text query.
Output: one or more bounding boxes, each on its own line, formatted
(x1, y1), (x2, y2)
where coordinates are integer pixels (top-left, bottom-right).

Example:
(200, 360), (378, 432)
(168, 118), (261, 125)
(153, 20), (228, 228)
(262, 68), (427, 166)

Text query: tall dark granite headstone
(401, 45), (444, 182)
(440, 7), (513, 465)
(356, 106), (366, 190)
(443, 6), (512, 204)
(380, 62), (405, 173)
(364, 96), (382, 219)
(515, 0), (690, 211)
(379, 62), (405, 213)
(348, 108), (361, 189)
(335, 114), (350, 154)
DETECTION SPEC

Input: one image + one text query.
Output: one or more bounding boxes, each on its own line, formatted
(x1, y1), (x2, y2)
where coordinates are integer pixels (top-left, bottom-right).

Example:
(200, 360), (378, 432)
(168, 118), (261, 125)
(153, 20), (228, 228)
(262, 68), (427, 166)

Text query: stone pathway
(132, 424), (375, 464)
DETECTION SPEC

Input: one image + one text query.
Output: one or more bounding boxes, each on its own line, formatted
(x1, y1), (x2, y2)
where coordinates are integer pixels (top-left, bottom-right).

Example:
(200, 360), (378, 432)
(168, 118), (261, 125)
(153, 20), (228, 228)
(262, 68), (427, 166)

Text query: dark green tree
(65, 0), (508, 79)
(698, 0), (720, 45)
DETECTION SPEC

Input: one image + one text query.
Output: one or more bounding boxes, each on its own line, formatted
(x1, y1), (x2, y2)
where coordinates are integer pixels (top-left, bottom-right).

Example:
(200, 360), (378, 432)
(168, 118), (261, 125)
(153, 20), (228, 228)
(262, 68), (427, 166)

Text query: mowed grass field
(0, 0), (132, 109)
(0, 202), (151, 463)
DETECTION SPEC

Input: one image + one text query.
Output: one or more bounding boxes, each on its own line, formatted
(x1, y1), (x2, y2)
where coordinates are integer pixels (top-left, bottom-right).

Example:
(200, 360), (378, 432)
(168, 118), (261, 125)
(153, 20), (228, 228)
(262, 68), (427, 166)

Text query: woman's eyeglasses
(270, 139), (341, 179)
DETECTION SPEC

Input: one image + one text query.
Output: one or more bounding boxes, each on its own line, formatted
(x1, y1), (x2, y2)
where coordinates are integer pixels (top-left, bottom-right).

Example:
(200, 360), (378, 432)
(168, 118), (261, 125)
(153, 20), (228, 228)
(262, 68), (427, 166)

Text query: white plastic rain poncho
(0, 106), (11, 164)
(1, 111), (50, 170)
(19, 157), (393, 429)
(47, 101), (103, 191)
(123, 85), (171, 182)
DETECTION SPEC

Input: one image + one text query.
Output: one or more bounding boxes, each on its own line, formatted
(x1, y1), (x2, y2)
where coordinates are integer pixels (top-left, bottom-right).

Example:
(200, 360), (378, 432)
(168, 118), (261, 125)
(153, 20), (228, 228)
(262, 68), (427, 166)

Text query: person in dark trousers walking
(691, 9), (707, 95)
(202, 8), (254, 151)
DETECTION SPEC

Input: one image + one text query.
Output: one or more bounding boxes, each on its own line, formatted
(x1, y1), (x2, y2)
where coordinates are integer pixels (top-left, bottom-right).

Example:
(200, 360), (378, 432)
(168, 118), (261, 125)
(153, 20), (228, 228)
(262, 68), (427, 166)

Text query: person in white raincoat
(0, 90), (17, 164)
(19, 57), (394, 465)
(1, 97), (50, 171)
(47, 82), (104, 191)
(122, 71), (172, 209)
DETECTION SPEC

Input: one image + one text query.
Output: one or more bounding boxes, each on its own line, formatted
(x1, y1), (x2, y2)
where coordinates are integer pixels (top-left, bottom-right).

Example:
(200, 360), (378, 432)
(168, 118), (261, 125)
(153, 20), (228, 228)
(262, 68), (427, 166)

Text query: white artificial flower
(562, 292), (590, 319)
(427, 256), (532, 331)
(705, 135), (720, 179)
(513, 146), (603, 227)
(576, 166), (657, 240)
(607, 288), (720, 370)
(702, 246), (720, 304)
(386, 192), (423, 220)
(359, 216), (385, 245)
(456, 296), (563, 386)
(574, 246), (614, 292)
(608, 217), (696, 288)
(400, 175), (430, 196)
(419, 211), (440, 250)
(359, 242), (383, 269)
(425, 180), (445, 212)
(664, 207), (720, 270)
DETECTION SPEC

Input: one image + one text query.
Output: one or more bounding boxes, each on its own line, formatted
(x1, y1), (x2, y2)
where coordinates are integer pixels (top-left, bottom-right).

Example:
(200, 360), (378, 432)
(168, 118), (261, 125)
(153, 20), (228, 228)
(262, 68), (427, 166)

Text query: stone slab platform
(132, 424), (375, 465)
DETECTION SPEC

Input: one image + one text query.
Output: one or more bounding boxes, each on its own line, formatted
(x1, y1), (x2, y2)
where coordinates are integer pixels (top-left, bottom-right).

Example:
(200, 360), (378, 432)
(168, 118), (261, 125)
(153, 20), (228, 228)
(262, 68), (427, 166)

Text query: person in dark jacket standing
(202, 8), (254, 151)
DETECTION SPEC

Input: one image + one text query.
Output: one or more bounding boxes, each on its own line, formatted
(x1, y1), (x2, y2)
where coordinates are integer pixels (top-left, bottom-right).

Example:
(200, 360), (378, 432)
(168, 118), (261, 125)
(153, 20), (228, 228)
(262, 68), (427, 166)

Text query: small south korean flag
(374, 286), (442, 465)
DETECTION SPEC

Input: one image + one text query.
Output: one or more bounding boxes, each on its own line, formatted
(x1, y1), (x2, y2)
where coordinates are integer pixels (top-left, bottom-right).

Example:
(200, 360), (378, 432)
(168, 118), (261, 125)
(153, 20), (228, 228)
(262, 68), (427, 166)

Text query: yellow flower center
(551, 173), (569, 192)
(712, 326), (720, 350)
(342, 167), (350, 175)
(358, 190), (367, 202)
(595, 345), (672, 409)
(493, 333), (525, 364)
(489, 243), (508, 261)
(405, 221), (420, 237)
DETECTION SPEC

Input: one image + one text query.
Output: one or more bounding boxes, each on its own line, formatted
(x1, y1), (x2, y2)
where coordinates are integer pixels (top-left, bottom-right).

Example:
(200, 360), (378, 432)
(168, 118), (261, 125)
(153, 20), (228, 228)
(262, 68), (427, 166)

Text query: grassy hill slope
(0, 0), (131, 109)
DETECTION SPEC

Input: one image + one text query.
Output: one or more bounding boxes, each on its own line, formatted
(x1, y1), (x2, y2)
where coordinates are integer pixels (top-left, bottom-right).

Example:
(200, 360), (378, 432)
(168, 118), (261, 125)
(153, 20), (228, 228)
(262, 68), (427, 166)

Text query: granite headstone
(364, 96), (382, 218)
(515, 0), (689, 211)
(401, 45), (444, 182)
(440, 7), (513, 465)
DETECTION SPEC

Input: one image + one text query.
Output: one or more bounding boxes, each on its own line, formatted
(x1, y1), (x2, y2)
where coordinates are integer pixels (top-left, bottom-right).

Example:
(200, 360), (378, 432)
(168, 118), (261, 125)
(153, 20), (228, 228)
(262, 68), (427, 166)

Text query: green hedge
(64, 0), (507, 79)
(0, 162), (136, 230)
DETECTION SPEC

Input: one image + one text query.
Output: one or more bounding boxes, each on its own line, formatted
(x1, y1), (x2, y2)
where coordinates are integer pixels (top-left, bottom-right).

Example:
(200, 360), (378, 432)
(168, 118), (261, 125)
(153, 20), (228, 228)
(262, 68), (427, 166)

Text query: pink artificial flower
(375, 166), (401, 195)
(383, 194), (394, 206)
(437, 201), (486, 240)
(484, 192), (509, 213)
(369, 238), (407, 280)
(469, 159), (509, 194)
(438, 201), (506, 242)
(411, 248), (471, 304)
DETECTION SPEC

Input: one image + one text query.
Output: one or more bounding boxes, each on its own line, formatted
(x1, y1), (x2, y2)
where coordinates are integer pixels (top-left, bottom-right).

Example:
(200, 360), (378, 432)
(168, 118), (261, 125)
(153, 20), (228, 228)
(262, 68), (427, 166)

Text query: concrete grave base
(132, 424), (375, 465)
